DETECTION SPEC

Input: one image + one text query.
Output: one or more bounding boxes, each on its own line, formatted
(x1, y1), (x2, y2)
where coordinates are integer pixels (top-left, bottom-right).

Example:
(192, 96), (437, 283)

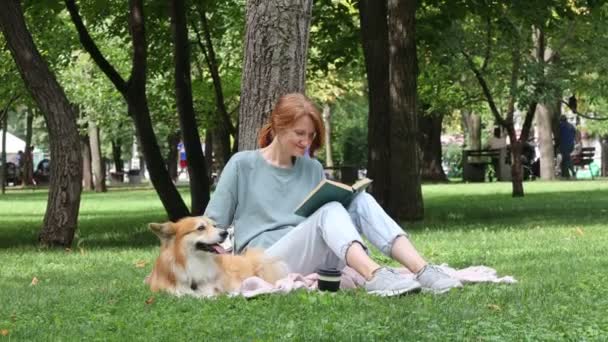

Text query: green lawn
(1, 181), (607, 340)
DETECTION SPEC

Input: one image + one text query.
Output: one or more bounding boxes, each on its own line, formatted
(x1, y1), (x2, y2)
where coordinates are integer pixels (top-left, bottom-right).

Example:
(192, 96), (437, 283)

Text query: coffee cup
(317, 268), (341, 292)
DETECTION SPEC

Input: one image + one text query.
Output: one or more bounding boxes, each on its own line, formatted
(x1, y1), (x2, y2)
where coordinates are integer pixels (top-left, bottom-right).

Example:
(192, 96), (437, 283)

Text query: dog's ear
(149, 222), (176, 241)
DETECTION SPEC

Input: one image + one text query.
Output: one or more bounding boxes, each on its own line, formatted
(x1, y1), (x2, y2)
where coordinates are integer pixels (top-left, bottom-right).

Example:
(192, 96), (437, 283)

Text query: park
(1, 0), (608, 340)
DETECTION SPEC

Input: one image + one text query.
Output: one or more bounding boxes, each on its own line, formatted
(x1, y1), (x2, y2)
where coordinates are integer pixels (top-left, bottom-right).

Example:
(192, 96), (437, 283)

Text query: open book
(294, 178), (373, 217)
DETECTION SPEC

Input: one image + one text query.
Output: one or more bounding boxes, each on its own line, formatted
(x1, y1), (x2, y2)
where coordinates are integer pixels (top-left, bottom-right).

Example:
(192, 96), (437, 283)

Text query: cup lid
(317, 268), (341, 277)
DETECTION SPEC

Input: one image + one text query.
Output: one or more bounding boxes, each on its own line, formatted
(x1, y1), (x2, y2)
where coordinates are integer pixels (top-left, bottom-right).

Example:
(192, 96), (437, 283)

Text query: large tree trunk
(88, 120), (106, 192)
(1, 0), (82, 246)
(66, 0), (190, 221)
(238, 0), (313, 151)
(359, 0), (391, 208)
(81, 135), (93, 191)
(169, 0), (209, 215)
(22, 110), (34, 186)
(388, 0), (423, 221)
(419, 112), (447, 182)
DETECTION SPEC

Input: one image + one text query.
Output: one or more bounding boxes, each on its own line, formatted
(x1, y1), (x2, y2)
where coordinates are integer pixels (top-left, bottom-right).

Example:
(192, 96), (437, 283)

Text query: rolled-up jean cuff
(341, 240), (368, 261)
(381, 233), (409, 256)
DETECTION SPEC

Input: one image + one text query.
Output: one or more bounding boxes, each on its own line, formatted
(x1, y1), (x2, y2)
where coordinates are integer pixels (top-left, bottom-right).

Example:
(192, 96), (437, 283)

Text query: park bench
(462, 149), (501, 182)
(573, 147), (596, 179)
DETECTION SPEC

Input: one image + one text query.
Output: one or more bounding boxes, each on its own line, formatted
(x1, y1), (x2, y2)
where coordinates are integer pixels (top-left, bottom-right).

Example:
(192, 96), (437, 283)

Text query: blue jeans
(265, 192), (407, 275)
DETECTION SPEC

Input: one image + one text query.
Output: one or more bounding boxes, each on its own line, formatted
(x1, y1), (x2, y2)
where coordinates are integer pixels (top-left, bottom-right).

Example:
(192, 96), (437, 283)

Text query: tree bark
(238, 0), (313, 151)
(510, 141), (524, 197)
(81, 135), (93, 191)
(359, 0), (391, 208)
(169, 0), (210, 215)
(1, 0), (82, 246)
(419, 112), (447, 182)
(388, 0), (423, 220)
(1, 112), (6, 194)
(111, 139), (124, 173)
(66, 0), (190, 221)
(88, 120), (106, 192)
(534, 28), (556, 180)
(536, 103), (555, 179)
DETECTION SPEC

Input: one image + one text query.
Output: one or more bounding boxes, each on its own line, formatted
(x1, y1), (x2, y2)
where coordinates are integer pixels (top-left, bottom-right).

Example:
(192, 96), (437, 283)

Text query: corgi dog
(146, 216), (287, 297)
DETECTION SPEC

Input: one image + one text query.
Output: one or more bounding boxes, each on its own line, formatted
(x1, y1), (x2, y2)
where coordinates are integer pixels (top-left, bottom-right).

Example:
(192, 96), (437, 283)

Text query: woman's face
(278, 115), (317, 157)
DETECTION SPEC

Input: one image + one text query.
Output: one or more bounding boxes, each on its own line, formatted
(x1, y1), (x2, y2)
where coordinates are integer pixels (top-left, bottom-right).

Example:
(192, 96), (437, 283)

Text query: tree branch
(481, 14), (491, 72)
(64, 0), (127, 94)
(192, 6), (236, 135)
(561, 100), (608, 121)
(461, 49), (506, 127)
(0, 94), (20, 123)
(545, 21), (575, 64)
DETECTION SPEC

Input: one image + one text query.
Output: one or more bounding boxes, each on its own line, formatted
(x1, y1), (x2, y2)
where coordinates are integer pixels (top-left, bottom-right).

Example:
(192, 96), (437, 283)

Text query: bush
(442, 144), (463, 178)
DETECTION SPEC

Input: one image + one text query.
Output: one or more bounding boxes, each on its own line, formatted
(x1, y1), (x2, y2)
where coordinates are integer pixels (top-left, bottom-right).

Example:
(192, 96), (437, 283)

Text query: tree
(0, 0), (82, 246)
(238, 0), (314, 150)
(65, 0), (190, 220)
(387, 0), (423, 220)
(169, 0), (210, 215)
(358, 0), (391, 208)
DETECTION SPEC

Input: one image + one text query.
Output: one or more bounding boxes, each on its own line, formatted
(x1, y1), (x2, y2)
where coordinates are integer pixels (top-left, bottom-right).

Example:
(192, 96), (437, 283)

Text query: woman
(205, 93), (461, 296)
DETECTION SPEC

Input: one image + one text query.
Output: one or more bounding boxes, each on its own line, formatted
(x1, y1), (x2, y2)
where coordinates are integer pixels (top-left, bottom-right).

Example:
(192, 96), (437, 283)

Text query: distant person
(559, 115), (576, 178)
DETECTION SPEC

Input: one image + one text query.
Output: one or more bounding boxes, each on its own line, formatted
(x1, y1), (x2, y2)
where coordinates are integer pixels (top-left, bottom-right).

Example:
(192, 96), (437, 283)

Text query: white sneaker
(364, 267), (422, 297)
(416, 265), (463, 294)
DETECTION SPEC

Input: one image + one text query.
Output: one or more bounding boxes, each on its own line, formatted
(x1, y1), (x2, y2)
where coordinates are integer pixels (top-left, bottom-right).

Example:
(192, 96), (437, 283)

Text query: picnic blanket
(236, 264), (517, 298)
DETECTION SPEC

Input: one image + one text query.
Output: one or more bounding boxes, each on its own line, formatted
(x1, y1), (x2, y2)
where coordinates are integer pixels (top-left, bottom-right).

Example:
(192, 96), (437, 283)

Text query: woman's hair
(257, 93), (325, 155)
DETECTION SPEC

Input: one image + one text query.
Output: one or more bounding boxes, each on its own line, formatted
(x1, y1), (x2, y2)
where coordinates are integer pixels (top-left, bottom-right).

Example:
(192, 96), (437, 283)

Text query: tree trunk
(88, 120), (106, 192)
(387, 0), (423, 221)
(111, 139), (124, 173)
(212, 125), (231, 173)
(22, 110), (34, 185)
(510, 141), (524, 197)
(536, 103), (555, 180)
(359, 0), (391, 208)
(169, 0), (210, 215)
(322, 104), (334, 167)
(81, 135), (93, 191)
(167, 131), (180, 182)
(238, 0), (313, 151)
(419, 112), (447, 182)
(1, 112), (6, 194)
(66, 0), (190, 221)
(1, 0), (82, 246)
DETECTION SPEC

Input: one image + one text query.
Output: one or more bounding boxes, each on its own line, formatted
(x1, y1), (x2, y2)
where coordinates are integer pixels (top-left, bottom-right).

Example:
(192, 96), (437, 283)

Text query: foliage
(442, 144), (463, 178)
(1, 182), (608, 339)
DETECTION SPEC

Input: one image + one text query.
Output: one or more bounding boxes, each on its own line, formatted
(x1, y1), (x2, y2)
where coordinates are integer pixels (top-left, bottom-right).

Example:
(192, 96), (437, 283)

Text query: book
(294, 178), (373, 217)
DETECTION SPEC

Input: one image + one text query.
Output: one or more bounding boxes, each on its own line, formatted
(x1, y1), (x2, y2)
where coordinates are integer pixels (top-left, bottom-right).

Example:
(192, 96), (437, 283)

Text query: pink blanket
(236, 264), (517, 298)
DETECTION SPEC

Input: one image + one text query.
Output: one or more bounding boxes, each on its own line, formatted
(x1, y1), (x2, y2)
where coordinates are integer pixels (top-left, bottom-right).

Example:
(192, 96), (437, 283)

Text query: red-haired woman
(205, 93), (461, 296)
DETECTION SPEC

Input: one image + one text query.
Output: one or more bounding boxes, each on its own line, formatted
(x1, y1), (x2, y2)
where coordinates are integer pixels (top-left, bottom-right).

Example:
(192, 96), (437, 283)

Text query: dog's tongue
(211, 244), (226, 254)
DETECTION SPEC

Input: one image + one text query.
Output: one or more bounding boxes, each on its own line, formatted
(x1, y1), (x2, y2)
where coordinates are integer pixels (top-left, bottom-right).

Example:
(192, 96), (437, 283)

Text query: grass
(1, 181), (607, 340)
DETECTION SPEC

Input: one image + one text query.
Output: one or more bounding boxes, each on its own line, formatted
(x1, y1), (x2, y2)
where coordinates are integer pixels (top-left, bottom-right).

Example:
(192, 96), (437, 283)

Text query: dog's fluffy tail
(244, 248), (288, 284)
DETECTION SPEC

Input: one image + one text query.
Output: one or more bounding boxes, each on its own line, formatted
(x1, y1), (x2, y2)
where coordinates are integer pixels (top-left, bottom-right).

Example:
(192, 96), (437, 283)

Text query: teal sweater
(204, 150), (324, 253)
